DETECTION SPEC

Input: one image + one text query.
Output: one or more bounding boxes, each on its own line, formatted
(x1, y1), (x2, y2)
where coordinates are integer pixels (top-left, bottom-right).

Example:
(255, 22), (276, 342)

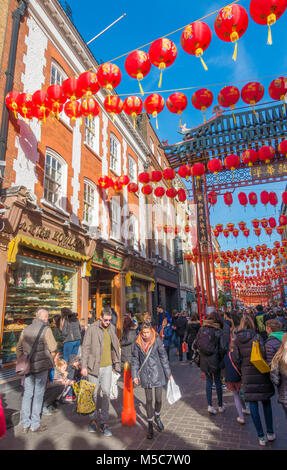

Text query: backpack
(197, 327), (217, 356)
(256, 314), (266, 333)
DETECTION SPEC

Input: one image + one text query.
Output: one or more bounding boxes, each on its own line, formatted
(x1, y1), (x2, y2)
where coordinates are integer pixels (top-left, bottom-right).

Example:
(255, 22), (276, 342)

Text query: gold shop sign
(251, 161), (287, 180)
(18, 221), (85, 251)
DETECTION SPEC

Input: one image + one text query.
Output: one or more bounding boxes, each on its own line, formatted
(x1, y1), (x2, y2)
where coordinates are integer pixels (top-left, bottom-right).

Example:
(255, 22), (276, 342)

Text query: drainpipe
(0, 0), (29, 188)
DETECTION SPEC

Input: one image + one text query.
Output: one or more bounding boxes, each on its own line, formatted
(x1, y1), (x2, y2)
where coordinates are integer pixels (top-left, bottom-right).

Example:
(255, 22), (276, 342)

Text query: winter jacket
(81, 319), (121, 377)
(184, 321), (201, 346)
(131, 333), (171, 389)
(270, 360), (287, 407)
(265, 332), (284, 365)
(233, 329), (274, 402)
(158, 323), (173, 348)
(175, 316), (188, 338)
(275, 316), (287, 332)
(193, 319), (231, 375)
(255, 311), (267, 339)
(62, 318), (81, 344)
(120, 326), (137, 364)
(223, 351), (241, 383)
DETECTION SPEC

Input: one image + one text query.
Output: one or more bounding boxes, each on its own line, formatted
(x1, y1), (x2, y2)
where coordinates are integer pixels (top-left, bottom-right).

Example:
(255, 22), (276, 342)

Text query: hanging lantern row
(209, 189), (286, 208)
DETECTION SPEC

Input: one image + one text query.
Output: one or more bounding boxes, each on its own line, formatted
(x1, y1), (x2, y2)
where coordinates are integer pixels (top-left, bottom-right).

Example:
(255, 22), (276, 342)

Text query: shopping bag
(250, 339), (270, 374)
(0, 394), (6, 439)
(110, 371), (121, 400)
(73, 379), (96, 414)
(182, 342), (187, 353)
(166, 377), (181, 405)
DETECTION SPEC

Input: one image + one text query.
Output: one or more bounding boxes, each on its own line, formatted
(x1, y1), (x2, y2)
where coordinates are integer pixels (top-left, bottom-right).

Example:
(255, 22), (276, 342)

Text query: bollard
(121, 361), (136, 426)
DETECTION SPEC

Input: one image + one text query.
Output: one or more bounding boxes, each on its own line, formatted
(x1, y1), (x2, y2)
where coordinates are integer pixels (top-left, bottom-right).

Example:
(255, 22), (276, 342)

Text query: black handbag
(16, 324), (47, 376)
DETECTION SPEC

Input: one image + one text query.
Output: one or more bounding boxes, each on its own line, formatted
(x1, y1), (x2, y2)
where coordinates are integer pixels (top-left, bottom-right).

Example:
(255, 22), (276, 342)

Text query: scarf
(139, 329), (155, 353)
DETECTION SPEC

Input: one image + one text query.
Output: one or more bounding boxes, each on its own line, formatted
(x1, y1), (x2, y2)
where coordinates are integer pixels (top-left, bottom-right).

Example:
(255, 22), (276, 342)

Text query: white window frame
(150, 137), (154, 154)
(110, 196), (121, 241)
(43, 149), (67, 211)
(157, 150), (162, 166)
(50, 60), (67, 86)
(83, 179), (98, 227)
(110, 133), (121, 175)
(129, 213), (139, 251)
(84, 116), (100, 155)
(128, 155), (137, 183)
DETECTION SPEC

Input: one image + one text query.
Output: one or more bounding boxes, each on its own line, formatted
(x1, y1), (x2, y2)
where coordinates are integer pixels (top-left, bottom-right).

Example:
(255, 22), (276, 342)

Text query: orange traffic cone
(121, 362), (136, 426)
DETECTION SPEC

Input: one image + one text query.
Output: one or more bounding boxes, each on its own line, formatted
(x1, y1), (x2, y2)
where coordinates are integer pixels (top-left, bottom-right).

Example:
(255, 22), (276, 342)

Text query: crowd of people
(1, 302), (287, 447)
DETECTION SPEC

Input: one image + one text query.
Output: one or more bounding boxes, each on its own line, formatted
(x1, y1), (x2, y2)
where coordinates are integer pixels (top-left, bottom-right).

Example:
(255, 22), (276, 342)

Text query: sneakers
(242, 408), (251, 415)
(154, 415), (164, 432)
(30, 425), (48, 433)
(267, 433), (276, 441)
(237, 417), (245, 424)
(218, 406), (225, 413)
(88, 421), (98, 433)
(22, 427), (30, 433)
(64, 395), (76, 402)
(222, 384), (227, 391)
(208, 406), (217, 415)
(258, 436), (267, 446)
(100, 424), (112, 437)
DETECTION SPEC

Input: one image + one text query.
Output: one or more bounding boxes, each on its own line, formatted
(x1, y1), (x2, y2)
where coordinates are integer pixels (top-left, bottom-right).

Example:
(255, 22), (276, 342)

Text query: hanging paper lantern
(269, 191), (278, 206)
(269, 77), (287, 112)
(104, 95), (123, 121)
(192, 88), (213, 123)
(113, 179), (123, 192)
(277, 226), (284, 235)
(224, 154), (240, 171)
(178, 164), (191, 179)
(214, 230), (220, 238)
(278, 139), (287, 158)
(224, 192), (233, 206)
(191, 162), (205, 180)
(177, 188), (187, 202)
(283, 191), (287, 204)
(148, 38), (177, 88)
(127, 182), (139, 193)
(32, 106), (51, 122)
(269, 217), (277, 228)
(243, 229), (250, 238)
(123, 96), (143, 128)
(150, 170), (162, 183)
(249, 192), (258, 207)
(233, 229), (239, 238)
(166, 187), (178, 198)
(125, 50), (151, 96)
(238, 192), (248, 207)
(261, 218), (269, 228)
(77, 71), (100, 98)
(141, 184), (153, 196)
(185, 225), (191, 233)
(261, 190), (269, 205)
(46, 84), (67, 119)
(64, 100), (81, 121)
(154, 187), (165, 198)
(166, 93), (188, 127)
(227, 223), (235, 232)
(5, 91), (19, 118)
(162, 168), (176, 182)
(279, 215), (287, 225)
(265, 227), (273, 236)
(214, 4), (249, 61)
(144, 94), (165, 130)
(207, 158), (223, 175)
(208, 191), (217, 206)
(97, 175), (112, 189)
(32, 90), (51, 123)
(118, 175), (130, 186)
(96, 63), (121, 93)
(223, 229), (230, 238)
(215, 224), (223, 233)
(249, 0), (287, 45)
(254, 228), (262, 237)
(16, 93), (33, 121)
(252, 219), (260, 228)
(217, 85), (240, 121)
(241, 82), (265, 114)
(80, 97), (100, 120)
(62, 77), (83, 102)
(241, 149), (258, 167)
(258, 145), (275, 163)
(138, 172), (150, 184)
(181, 21), (212, 71)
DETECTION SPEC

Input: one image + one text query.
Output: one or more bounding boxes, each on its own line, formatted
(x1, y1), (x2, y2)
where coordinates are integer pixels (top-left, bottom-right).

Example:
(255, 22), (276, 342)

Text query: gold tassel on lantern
(196, 48), (208, 71)
(137, 73), (144, 96)
(158, 63), (166, 88)
(230, 32), (239, 62)
(267, 14), (276, 45)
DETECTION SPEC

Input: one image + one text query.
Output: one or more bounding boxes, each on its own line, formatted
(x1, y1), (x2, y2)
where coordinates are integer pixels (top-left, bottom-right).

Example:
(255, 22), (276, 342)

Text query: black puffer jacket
(120, 326), (137, 364)
(175, 316), (188, 338)
(184, 321), (201, 346)
(193, 319), (231, 374)
(233, 329), (274, 402)
(131, 333), (171, 389)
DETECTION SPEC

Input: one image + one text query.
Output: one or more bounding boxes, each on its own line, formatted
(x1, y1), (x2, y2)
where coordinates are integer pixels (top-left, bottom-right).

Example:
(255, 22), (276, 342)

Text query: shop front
(152, 264), (180, 322)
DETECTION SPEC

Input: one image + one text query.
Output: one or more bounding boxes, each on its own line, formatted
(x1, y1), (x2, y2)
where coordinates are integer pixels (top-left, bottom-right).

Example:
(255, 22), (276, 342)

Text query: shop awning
(125, 271), (155, 291)
(7, 234), (91, 267)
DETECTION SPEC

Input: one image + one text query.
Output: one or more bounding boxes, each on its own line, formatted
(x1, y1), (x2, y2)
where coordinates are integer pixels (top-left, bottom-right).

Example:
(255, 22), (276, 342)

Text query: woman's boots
(146, 420), (154, 439)
(154, 414), (164, 431)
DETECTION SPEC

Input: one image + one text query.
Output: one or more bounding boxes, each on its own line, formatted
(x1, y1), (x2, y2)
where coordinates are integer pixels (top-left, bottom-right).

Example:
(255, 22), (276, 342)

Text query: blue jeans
(249, 399), (274, 437)
(21, 370), (48, 431)
(206, 372), (223, 407)
(63, 340), (80, 396)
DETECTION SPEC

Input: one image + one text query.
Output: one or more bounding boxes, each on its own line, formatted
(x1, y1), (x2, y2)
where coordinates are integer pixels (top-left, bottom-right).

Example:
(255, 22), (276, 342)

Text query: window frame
(43, 149), (67, 211)
(84, 116), (100, 155)
(110, 133), (121, 176)
(110, 196), (121, 241)
(83, 179), (98, 227)
(128, 155), (137, 183)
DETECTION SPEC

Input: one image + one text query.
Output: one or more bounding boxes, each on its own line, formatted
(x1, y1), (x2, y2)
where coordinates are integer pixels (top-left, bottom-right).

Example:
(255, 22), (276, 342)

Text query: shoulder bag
(134, 344), (154, 386)
(250, 334), (270, 374)
(16, 324), (47, 376)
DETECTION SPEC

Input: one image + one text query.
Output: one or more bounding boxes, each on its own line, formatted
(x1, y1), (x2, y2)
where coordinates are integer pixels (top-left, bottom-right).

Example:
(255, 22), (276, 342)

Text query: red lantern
(243, 229), (250, 238)
(208, 191), (217, 206)
(277, 226), (284, 235)
(118, 175), (130, 186)
(154, 187), (165, 198)
(96, 63), (121, 92)
(148, 38), (177, 88)
(227, 223), (235, 232)
(215, 224), (223, 233)
(163, 168), (176, 182)
(224, 192), (233, 207)
(181, 21), (212, 71)
(166, 187), (178, 198)
(207, 158), (223, 175)
(218, 86), (240, 115)
(191, 163), (205, 180)
(254, 228), (262, 237)
(249, 0), (287, 45)
(138, 172), (150, 184)
(233, 229), (239, 238)
(223, 229), (230, 238)
(127, 182), (138, 193)
(258, 145), (275, 164)
(32, 90), (51, 122)
(144, 94), (165, 129)
(150, 171), (162, 183)
(269, 192), (278, 206)
(214, 5), (249, 61)
(238, 192), (248, 207)
(192, 88), (213, 123)
(123, 96), (143, 128)
(278, 139), (287, 158)
(279, 215), (287, 226)
(64, 100), (81, 121)
(77, 71), (100, 98)
(249, 192), (258, 207)
(141, 184), (153, 196)
(16, 93), (33, 121)
(62, 77), (83, 102)
(177, 188), (187, 203)
(80, 97), (100, 120)
(32, 106), (50, 122)
(113, 179), (123, 192)
(178, 165), (191, 179)
(46, 84), (66, 119)
(125, 50), (151, 95)
(269, 217), (277, 228)
(265, 227), (273, 236)
(224, 154), (240, 171)
(252, 219), (260, 228)
(166, 93), (188, 127)
(241, 149), (258, 167)
(283, 191), (287, 204)
(98, 175), (112, 189)
(261, 190), (269, 205)
(269, 77), (287, 112)
(104, 96), (123, 120)
(5, 91), (19, 118)
(241, 82), (265, 113)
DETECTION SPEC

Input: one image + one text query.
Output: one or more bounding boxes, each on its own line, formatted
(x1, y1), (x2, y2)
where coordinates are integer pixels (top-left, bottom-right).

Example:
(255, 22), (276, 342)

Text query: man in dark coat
(175, 312), (188, 361)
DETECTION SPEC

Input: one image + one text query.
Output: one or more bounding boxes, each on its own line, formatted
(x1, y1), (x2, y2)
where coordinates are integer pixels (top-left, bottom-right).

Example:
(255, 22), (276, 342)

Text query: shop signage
(93, 250), (124, 270)
(18, 221), (85, 251)
(174, 237), (183, 265)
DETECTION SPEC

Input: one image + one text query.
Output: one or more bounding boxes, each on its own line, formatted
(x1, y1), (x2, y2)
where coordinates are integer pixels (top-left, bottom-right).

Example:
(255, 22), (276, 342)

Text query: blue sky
(67, 0), (287, 260)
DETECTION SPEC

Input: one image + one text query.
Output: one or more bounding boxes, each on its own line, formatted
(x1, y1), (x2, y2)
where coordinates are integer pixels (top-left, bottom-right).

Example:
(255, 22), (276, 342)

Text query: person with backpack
(255, 305), (267, 340)
(184, 314), (201, 363)
(193, 311), (231, 415)
(265, 319), (285, 365)
(175, 311), (188, 361)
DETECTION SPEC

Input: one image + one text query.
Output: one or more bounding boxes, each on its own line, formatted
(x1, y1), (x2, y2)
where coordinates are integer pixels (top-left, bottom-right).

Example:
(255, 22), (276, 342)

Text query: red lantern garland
(214, 4), (249, 61)
(162, 168), (176, 182)
(16, 93), (33, 122)
(177, 164), (191, 179)
(64, 100), (82, 121)
(269, 191), (278, 206)
(207, 158), (223, 175)
(217, 86), (240, 122)
(32, 90), (50, 123)
(224, 154), (240, 172)
(125, 50), (151, 96)
(62, 77), (83, 102)
(80, 97), (100, 120)
(181, 21), (212, 71)
(46, 84), (66, 119)
(148, 38), (177, 88)
(177, 188), (187, 202)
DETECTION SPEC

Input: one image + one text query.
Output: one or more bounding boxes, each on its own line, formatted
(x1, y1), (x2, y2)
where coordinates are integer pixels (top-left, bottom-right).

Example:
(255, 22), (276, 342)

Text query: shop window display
(1, 255), (77, 364)
(126, 280), (147, 322)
